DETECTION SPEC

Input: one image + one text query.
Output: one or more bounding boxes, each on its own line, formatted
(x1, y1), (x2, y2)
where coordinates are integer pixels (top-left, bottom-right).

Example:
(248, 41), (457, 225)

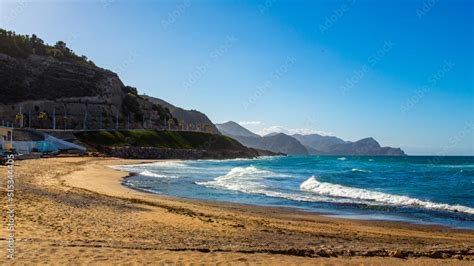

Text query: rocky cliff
(0, 52), (176, 130)
(0, 29), (218, 132)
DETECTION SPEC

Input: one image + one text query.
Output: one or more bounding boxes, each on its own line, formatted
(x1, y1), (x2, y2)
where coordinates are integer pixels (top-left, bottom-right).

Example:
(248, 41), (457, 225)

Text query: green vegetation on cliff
(75, 130), (248, 151)
(0, 29), (192, 132)
(0, 28), (94, 65)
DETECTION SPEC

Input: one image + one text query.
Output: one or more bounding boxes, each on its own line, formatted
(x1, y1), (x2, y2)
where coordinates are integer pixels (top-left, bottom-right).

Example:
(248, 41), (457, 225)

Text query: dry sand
(0, 157), (473, 265)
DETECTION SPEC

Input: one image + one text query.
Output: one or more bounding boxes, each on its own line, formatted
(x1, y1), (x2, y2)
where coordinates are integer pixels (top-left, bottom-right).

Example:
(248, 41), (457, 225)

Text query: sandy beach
(1, 157), (473, 265)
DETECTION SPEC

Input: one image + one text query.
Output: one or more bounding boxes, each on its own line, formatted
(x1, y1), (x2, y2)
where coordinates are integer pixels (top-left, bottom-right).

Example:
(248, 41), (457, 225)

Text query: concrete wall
(0, 127), (13, 150)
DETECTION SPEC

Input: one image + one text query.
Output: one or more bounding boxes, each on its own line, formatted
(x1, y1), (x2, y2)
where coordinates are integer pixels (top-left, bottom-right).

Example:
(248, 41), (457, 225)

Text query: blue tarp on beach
(36, 141), (59, 153)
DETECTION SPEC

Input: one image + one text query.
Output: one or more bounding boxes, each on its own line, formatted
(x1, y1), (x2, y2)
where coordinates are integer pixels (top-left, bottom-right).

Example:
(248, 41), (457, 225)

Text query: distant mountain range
(216, 122), (308, 155)
(292, 134), (346, 152)
(216, 121), (406, 156)
(296, 135), (405, 156)
(217, 121), (260, 138)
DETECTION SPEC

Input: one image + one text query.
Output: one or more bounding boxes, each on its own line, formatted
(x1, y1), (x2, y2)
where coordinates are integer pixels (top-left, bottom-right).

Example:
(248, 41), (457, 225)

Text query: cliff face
(0, 54), (122, 104)
(0, 53), (200, 130)
(1, 53), (124, 129)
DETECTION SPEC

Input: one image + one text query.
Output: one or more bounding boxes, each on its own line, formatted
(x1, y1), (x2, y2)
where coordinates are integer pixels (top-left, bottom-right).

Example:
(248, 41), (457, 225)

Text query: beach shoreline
(1, 157), (473, 264)
(108, 159), (474, 233)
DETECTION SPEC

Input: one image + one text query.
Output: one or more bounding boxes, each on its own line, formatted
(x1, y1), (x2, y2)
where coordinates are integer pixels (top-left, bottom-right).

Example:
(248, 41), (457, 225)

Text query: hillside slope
(74, 130), (264, 159)
(234, 133), (309, 156)
(293, 134), (346, 152)
(294, 133), (405, 156)
(327, 137), (406, 156)
(216, 121), (260, 138)
(216, 122), (309, 155)
(143, 96), (219, 134)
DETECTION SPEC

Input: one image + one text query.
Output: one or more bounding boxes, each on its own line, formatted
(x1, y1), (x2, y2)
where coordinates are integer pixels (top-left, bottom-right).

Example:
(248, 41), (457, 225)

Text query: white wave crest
(197, 167), (337, 203)
(196, 166), (276, 192)
(300, 177), (474, 215)
(139, 170), (178, 178)
(196, 166), (288, 192)
(351, 168), (371, 173)
(337, 157), (347, 161)
(111, 164), (180, 178)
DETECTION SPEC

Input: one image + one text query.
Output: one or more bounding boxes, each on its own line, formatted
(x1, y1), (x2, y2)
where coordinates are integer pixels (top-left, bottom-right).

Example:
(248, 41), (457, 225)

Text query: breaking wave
(300, 177), (474, 215)
(196, 166), (277, 192)
(111, 164), (181, 178)
(196, 166), (337, 203)
(139, 170), (178, 178)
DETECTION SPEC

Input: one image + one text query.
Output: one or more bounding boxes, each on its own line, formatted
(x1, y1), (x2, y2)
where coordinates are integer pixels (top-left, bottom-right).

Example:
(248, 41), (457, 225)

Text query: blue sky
(1, 0), (473, 155)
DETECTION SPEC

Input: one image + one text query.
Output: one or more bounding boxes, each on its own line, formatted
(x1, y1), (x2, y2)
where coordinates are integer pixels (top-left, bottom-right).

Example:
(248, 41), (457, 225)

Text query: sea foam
(196, 166), (274, 192)
(300, 176), (474, 215)
(197, 166), (334, 203)
(139, 170), (178, 178)
(351, 168), (371, 173)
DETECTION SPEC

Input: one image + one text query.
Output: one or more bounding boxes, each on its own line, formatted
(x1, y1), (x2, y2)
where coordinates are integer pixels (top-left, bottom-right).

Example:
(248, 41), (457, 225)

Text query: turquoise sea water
(115, 156), (474, 230)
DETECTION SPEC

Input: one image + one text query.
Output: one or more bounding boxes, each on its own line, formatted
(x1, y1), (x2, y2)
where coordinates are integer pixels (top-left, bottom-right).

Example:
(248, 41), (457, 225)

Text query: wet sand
(0, 157), (473, 265)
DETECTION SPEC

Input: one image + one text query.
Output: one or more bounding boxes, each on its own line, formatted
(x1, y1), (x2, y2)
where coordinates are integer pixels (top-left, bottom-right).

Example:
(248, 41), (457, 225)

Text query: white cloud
(257, 126), (289, 136)
(257, 126), (332, 136)
(238, 121), (262, 126)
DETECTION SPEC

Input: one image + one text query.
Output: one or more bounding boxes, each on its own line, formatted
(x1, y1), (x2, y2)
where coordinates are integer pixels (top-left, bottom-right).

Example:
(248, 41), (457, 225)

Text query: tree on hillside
(54, 41), (67, 51)
(0, 28), (93, 65)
